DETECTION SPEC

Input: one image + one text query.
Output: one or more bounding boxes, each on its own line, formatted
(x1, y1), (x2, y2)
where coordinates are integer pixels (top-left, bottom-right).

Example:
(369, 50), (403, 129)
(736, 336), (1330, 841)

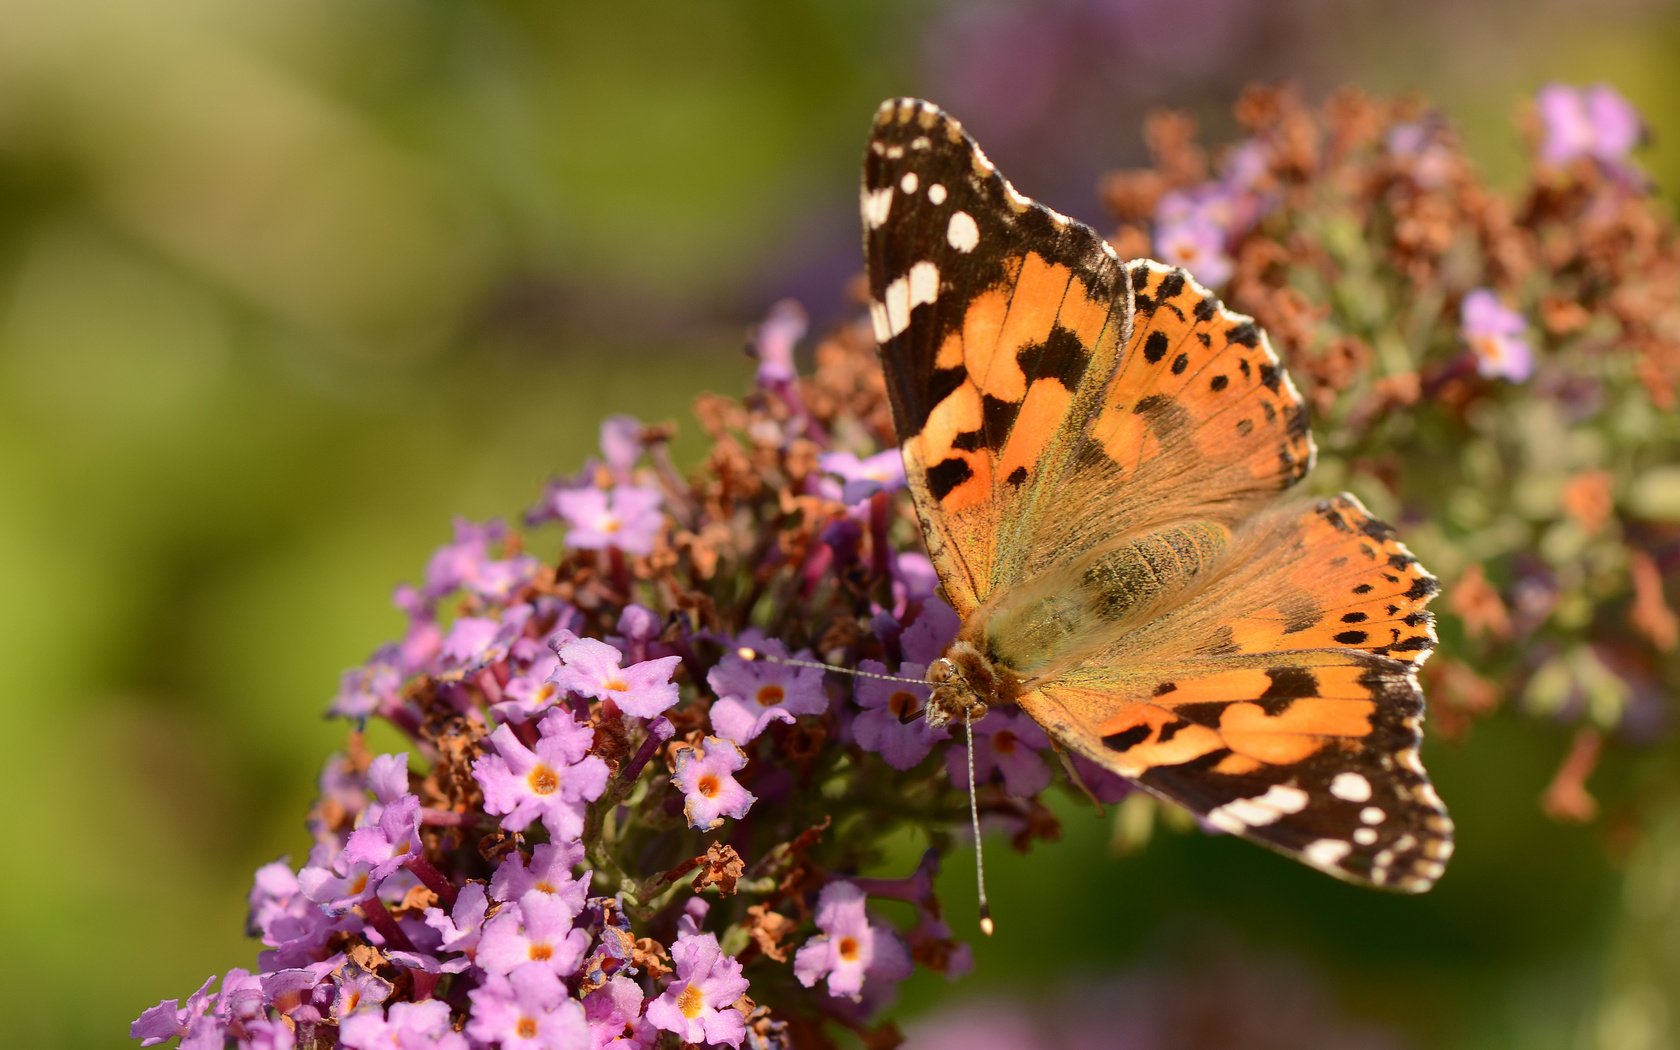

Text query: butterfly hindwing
(1014, 494), (1450, 891)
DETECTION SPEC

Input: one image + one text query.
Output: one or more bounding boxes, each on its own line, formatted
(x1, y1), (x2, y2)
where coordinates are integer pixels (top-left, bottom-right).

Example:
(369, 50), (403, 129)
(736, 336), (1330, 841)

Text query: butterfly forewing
(862, 97), (1453, 892)
(864, 98), (1133, 616)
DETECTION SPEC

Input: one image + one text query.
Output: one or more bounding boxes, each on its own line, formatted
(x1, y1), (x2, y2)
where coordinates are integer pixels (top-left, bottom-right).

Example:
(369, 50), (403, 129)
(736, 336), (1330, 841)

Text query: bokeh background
(5, 1), (1680, 1047)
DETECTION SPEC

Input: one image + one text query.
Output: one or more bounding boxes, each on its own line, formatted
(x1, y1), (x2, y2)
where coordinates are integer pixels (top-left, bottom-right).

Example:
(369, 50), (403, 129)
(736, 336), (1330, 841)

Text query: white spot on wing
(946, 211), (980, 253)
(900, 172), (919, 195)
(1330, 772), (1372, 803)
(881, 262), (941, 339)
(1303, 839), (1352, 870)
(1205, 783), (1309, 832)
(927, 183), (947, 205)
(868, 300), (891, 345)
(863, 187), (893, 229)
(1360, 806), (1386, 824)
(1353, 827), (1378, 846)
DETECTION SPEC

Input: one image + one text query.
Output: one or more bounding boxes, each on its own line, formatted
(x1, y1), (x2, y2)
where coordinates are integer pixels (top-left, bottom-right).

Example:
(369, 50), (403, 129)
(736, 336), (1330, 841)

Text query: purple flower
(645, 932), (749, 1047)
(494, 650), (563, 724)
(438, 615), (504, 670)
(1460, 289), (1534, 382)
(584, 975), (655, 1049)
(132, 975), (218, 1047)
(706, 633), (828, 744)
(552, 636), (681, 719)
(948, 709), (1053, 797)
(1537, 83), (1643, 168)
(341, 792), (421, 883)
(473, 710), (609, 841)
(793, 881), (913, 1002)
(423, 518), (539, 602)
(329, 965), (393, 1022)
(599, 415), (645, 484)
(423, 881), (490, 957)
(467, 964), (589, 1049)
(478, 891), (591, 977)
(489, 841), (590, 908)
(331, 659), (400, 721)
(341, 999), (468, 1049)
(851, 661), (945, 770)
(672, 735), (757, 830)
(819, 449), (907, 504)
(555, 484), (665, 555)
(753, 298), (807, 388)
(1154, 210), (1234, 289)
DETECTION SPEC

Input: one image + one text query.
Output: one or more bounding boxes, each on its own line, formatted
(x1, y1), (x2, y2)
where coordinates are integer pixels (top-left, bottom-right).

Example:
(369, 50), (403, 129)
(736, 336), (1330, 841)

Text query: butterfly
(862, 98), (1453, 892)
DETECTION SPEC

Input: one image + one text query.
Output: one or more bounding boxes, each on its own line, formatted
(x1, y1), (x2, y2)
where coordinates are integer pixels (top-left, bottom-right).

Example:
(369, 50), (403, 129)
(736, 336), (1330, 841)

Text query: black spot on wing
(1102, 724), (1151, 752)
(1020, 324), (1089, 391)
(924, 457), (973, 500)
(1143, 330), (1170, 364)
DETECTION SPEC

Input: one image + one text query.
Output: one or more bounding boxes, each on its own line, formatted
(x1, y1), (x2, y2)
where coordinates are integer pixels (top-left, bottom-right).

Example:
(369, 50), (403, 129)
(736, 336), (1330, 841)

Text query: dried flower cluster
(1102, 82), (1679, 816)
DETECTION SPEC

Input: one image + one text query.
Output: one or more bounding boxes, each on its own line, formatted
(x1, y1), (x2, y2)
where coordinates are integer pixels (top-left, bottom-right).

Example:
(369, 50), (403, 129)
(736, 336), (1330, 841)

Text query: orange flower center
(678, 983), (706, 1019)
(888, 691), (919, 718)
(516, 1017), (538, 1038)
(838, 935), (861, 962)
(529, 943), (553, 962)
(603, 677), (629, 692)
(527, 764), (560, 795)
(697, 774), (721, 798)
(993, 730), (1017, 754)
(603, 517), (622, 533)
(755, 684), (786, 707)
(534, 880), (555, 894)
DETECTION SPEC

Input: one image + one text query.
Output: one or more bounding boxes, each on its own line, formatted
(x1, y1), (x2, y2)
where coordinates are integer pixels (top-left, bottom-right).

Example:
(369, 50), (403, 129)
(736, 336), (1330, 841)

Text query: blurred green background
(4, 1), (1679, 1047)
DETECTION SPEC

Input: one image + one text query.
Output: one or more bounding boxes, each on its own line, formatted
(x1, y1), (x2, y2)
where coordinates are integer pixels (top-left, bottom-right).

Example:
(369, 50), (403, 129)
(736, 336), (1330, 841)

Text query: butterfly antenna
(966, 707), (993, 936)
(736, 647), (928, 686)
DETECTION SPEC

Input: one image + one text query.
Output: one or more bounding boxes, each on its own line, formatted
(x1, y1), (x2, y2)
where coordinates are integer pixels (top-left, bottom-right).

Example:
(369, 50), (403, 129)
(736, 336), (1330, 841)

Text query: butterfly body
(864, 98), (1453, 893)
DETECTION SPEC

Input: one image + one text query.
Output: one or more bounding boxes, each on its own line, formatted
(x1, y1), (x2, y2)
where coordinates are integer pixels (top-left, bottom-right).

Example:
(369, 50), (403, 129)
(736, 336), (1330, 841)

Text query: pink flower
(820, 449), (907, 504)
(489, 841), (590, 909)
(645, 932), (749, 1047)
(466, 963), (589, 1049)
(555, 484), (665, 555)
(552, 636), (681, 719)
(473, 710), (609, 841)
(477, 891), (591, 978)
(672, 736), (757, 830)
(341, 999), (468, 1049)
(947, 709), (1053, 797)
(851, 662), (944, 770)
(584, 975), (656, 1049)
(1460, 289), (1534, 382)
(706, 633), (828, 744)
(793, 881), (912, 1001)
(1537, 82), (1643, 168)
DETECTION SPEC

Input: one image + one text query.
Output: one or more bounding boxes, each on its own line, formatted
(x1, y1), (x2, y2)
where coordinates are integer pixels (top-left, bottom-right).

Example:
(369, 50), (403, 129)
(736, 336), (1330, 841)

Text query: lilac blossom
(552, 635), (681, 718)
(584, 976), (655, 1048)
(793, 881), (913, 1002)
(489, 841), (590, 909)
(423, 882), (490, 957)
(820, 449), (907, 504)
(851, 661), (945, 770)
(948, 709), (1054, 797)
(473, 710), (609, 841)
(1536, 83), (1643, 169)
(341, 999), (468, 1049)
(672, 735), (757, 830)
(706, 632), (828, 743)
(467, 965), (589, 1049)
(555, 484), (665, 555)
(645, 932), (749, 1047)
(1460, 289), (1534, 382)
(477, 892), (591, 977)
(1154, 209), (1235, 288)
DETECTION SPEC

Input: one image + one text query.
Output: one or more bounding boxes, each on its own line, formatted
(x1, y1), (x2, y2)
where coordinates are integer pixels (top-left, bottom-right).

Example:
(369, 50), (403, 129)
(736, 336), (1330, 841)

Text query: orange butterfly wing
(863, 98), (1452, 891)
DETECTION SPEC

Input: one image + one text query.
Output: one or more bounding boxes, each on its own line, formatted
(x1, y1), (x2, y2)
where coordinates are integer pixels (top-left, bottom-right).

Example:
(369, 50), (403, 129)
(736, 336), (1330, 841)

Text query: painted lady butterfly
(863, 98), (1453, 892)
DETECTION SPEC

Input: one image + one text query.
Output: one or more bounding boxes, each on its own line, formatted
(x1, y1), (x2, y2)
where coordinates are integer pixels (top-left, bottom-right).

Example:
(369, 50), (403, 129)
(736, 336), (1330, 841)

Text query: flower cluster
(135, 302), (1055, 1049)
(1101, 82), (1678, 816)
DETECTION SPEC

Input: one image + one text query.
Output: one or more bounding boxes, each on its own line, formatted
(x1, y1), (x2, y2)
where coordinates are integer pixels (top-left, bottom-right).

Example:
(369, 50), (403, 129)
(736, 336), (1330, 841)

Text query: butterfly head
(925, 640), (1016, 729)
